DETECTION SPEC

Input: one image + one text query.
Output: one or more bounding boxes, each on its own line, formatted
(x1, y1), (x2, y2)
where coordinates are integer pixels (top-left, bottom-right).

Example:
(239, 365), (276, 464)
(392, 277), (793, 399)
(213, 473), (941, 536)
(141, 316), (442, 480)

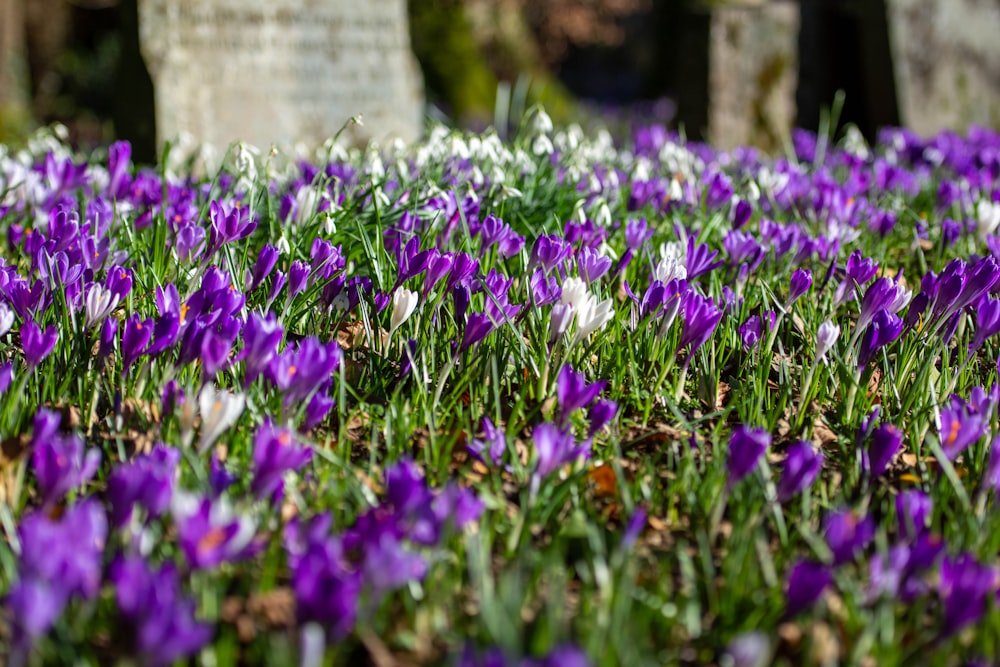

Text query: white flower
(572, 295), (614, 345)
(84, 284), (119, 329)
(654, 256), (687, 284)
(815, 320), (841, 363)
(532, 134), (554, 157)
(389, 288), (418, 336)
(0, 302), (13, 337)
(560, 277), (589, 313)
(527, 107), (553, 135)
(977, 199), (1000, 240)
(197, 385), (245, 454)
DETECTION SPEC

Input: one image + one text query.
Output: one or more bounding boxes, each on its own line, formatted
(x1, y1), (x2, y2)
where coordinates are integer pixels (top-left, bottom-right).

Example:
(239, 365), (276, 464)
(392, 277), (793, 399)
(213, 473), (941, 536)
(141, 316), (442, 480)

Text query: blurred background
(0, 0), (996, 162)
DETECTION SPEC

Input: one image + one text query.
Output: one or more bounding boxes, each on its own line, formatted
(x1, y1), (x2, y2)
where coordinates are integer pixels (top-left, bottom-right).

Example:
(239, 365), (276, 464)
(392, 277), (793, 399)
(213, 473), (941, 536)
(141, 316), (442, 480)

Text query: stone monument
(138, 0), (425, 150)
(886, 0), (1000, 136)
(708, 1), (799, 152)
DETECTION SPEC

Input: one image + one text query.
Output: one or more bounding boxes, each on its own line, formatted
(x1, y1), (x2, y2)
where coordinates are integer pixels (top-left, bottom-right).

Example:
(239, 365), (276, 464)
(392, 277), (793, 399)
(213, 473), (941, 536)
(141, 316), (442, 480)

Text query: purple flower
(777, 441), (823, 502)
(174, 494), (262, 570)
(467, 416), (506, 467)
(247, 244), (279, 292)
(0, 361), (13, 393)
(685, 236), (723, 279)
(939, 553), (999, 638)
(460, 312), (496, 351)
(678, 291), (723, 357)
(577, 247), (612, 284)
(8, 500), (107, 651)
(786, 268), (812, 308)
(523, 645), (592, 667)
(238, 312), (283, 383)
(122, 314), (153, 373)
(727, 425), (771, 486)
(896, 490), (932, 540)
(31, 409), (101, 509)
(971, 296), (1000, 352)
(857, 309), (903, 369)
(107, 444), (180, 526)
(21, 319), (57, 369)
(109, 556), (213, 667)
(267, 336), (342, 405)
(938, 396), (986, 461)
(824, 509), (874, 565)
(555, 364), (606, 424)
(784, 560), (832, 618)
(285, 519), (361, 639)
(624, 218), (652, 250)
(530, 234), (572, 273)
(533, 422), (589, 481)
(588, 398), (618, 436)
(250, 421), (312, 500)
(864, 423), (903, 478)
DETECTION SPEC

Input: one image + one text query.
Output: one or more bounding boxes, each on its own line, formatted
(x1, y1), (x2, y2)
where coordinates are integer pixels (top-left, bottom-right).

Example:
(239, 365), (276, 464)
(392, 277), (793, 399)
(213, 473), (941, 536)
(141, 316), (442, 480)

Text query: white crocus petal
(654, 256), (687, 284)
(573, 296), (614, 344)
(815, 320), (841, 363)
(0, 302), (14, 337)
(197, 385), (246, 454)
(84, 284), (119, 329)
(560, 277), (590, 313)
(978, 199), (1000, 240)
(389, 288), (419, 336)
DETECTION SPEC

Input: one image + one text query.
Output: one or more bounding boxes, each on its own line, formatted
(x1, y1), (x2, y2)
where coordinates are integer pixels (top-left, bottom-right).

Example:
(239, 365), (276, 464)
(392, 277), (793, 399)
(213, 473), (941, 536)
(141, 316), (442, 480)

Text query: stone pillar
(0, 0), (30, 139)
(708, 1), (799, 152)
(886, 0), (1000, 136)
(138, 0), (425, 151)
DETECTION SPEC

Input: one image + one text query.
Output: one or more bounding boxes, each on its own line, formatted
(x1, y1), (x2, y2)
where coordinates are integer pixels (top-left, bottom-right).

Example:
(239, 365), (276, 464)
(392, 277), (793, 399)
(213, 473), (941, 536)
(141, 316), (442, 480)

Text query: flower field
(2, 114), (1000, 665)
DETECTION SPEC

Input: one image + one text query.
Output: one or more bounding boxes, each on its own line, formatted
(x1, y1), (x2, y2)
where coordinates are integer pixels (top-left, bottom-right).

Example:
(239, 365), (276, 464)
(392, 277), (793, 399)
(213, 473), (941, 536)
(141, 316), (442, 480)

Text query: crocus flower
(896, 490), (932, 540)
(785, 268), (812, 308)
(865, 423), (903, 478)
(389, 287), (418, 337)
(824, 509), (875, 565)
(777, 441), (823, 502)
(0, 361), (11, 394)
(109, 556), (213, 667)
(196, 384), (245, 454)
(724, 632), (771, 667)
(784, 560), (833, 618)
(467, 416), (506, 467)
(939, 553), (999, 638)
(815, 320), (840, 362)
(31, 410), (101, 509)
(122, 314), (152, 373)
(970, 296), (1000, 352)
(8, 500), (107, 653)
(677, 291), (723, 357)
(857, 309), (903, 369)
(84, 283), (119, 329)
(21, 319), (57, 369)
(0, 301), (13, 337)
(938, 396), (986, 461)
(533, 422), (589, 481)
(106, 444), (181, 526)
(555, 364), (606, 424)
(578, 247), (612, 284)
(173, 493), (262, 570)
(588, 398), (618, 436)
(237, 312), (283, 383)
(727, 425), (771, 486)
(251, 421), (312, 500)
